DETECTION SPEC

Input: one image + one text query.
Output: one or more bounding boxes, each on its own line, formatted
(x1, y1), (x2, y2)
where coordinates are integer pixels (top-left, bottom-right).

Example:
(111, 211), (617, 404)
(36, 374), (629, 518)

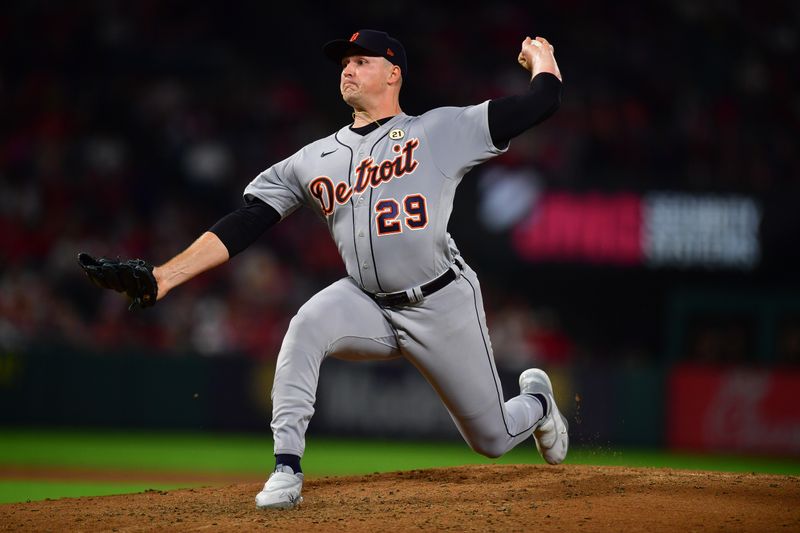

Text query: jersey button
(361, 261), (369, 270)
(358, 231), (365, 237)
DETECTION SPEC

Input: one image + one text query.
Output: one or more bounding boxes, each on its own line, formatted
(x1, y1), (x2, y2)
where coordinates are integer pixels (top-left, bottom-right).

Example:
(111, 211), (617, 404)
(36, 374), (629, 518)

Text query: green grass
(0, 429), (273, 473)
(0, 428), (797, 504)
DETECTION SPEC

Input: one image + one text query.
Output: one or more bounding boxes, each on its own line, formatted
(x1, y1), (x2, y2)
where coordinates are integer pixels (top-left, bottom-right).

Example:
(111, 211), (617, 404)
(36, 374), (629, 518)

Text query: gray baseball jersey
(245, 101), (501, 293)
(244, 101), (545, 459)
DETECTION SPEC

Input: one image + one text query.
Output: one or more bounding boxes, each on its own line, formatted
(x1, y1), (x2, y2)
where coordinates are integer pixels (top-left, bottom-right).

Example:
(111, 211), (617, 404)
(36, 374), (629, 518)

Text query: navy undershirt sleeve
(209, 196), (281, 257)
(488, 72), (562, 148)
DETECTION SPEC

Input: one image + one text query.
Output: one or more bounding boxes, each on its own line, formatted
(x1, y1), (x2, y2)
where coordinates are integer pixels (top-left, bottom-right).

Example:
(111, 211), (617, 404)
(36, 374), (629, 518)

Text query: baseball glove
(77, 252), (158, 310)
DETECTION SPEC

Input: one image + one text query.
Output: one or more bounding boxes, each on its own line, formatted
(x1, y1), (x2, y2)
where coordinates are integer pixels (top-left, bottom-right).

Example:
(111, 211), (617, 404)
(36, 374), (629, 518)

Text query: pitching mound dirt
(1, 464), (798, 532)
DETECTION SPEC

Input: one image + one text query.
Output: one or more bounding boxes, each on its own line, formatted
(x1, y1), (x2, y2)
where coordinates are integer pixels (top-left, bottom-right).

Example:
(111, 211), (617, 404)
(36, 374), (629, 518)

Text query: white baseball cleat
(519, 368), (569, 465)
(255, 465), (304, 509)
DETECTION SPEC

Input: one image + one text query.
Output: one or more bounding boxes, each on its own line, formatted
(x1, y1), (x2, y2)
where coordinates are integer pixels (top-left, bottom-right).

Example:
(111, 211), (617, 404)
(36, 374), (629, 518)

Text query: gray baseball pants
(270, 260), (543, 458)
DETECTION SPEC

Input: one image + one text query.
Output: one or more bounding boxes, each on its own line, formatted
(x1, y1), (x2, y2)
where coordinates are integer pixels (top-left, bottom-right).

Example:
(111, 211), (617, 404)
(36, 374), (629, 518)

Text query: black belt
(366, 259), (463, 307)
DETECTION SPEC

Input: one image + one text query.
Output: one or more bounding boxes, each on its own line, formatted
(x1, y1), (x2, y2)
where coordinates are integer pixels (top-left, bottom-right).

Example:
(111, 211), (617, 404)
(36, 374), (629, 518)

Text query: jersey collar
(349, 116), (396, 136)
(336, 114), (407, 146)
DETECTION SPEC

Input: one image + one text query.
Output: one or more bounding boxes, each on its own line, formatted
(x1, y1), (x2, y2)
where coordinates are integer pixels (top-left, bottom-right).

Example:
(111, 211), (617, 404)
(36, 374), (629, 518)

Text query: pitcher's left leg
(387, 263), (546, 458)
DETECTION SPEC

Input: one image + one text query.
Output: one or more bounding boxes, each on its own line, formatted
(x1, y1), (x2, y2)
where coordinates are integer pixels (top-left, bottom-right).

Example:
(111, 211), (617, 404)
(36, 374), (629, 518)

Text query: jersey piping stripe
(463, 274), (537, 439)
(334, 131), (363, 287)
(367, 129), (392, 293)
(367, 186), (384, 292)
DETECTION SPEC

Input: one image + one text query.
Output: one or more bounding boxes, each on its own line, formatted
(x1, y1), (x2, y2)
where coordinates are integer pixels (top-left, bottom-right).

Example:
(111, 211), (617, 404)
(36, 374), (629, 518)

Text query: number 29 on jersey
(375, 194), (428, 236)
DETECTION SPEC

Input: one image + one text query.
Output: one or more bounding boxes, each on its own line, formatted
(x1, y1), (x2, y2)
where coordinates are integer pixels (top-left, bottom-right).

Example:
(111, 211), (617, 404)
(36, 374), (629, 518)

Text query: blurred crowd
(1, 1), (797, 363)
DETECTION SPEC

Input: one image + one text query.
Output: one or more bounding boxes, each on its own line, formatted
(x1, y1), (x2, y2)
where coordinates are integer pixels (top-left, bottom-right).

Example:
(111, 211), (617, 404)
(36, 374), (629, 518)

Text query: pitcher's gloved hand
(77, 252), (158, 310)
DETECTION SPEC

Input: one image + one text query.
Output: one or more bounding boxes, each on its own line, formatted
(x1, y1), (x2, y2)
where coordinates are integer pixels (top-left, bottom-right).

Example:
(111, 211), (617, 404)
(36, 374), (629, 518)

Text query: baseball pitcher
(79, 29), (568, 509)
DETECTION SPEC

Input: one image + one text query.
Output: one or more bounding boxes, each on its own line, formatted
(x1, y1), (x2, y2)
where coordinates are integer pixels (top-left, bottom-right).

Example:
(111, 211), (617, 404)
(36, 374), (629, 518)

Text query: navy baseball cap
(323, 30), (407, 77)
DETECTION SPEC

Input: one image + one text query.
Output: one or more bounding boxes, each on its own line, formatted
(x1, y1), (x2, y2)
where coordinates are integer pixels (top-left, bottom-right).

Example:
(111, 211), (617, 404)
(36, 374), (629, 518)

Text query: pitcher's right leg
(384, 263), (567, 462)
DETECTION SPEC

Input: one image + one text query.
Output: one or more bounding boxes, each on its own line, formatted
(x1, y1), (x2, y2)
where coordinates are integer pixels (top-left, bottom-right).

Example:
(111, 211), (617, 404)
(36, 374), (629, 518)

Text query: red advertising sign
(667, 364), (800, 455)
(511, 192), (642, 265)
(509, 191), (760, 269)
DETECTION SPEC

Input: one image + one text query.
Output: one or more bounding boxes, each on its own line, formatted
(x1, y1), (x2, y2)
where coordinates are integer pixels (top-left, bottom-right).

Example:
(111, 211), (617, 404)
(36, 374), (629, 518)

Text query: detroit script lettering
(309, 139), (420, 216)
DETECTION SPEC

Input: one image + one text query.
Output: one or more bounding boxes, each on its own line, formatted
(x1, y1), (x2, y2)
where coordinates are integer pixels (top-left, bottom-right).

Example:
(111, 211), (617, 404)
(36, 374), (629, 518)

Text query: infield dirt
(1, 464), (798, 532)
